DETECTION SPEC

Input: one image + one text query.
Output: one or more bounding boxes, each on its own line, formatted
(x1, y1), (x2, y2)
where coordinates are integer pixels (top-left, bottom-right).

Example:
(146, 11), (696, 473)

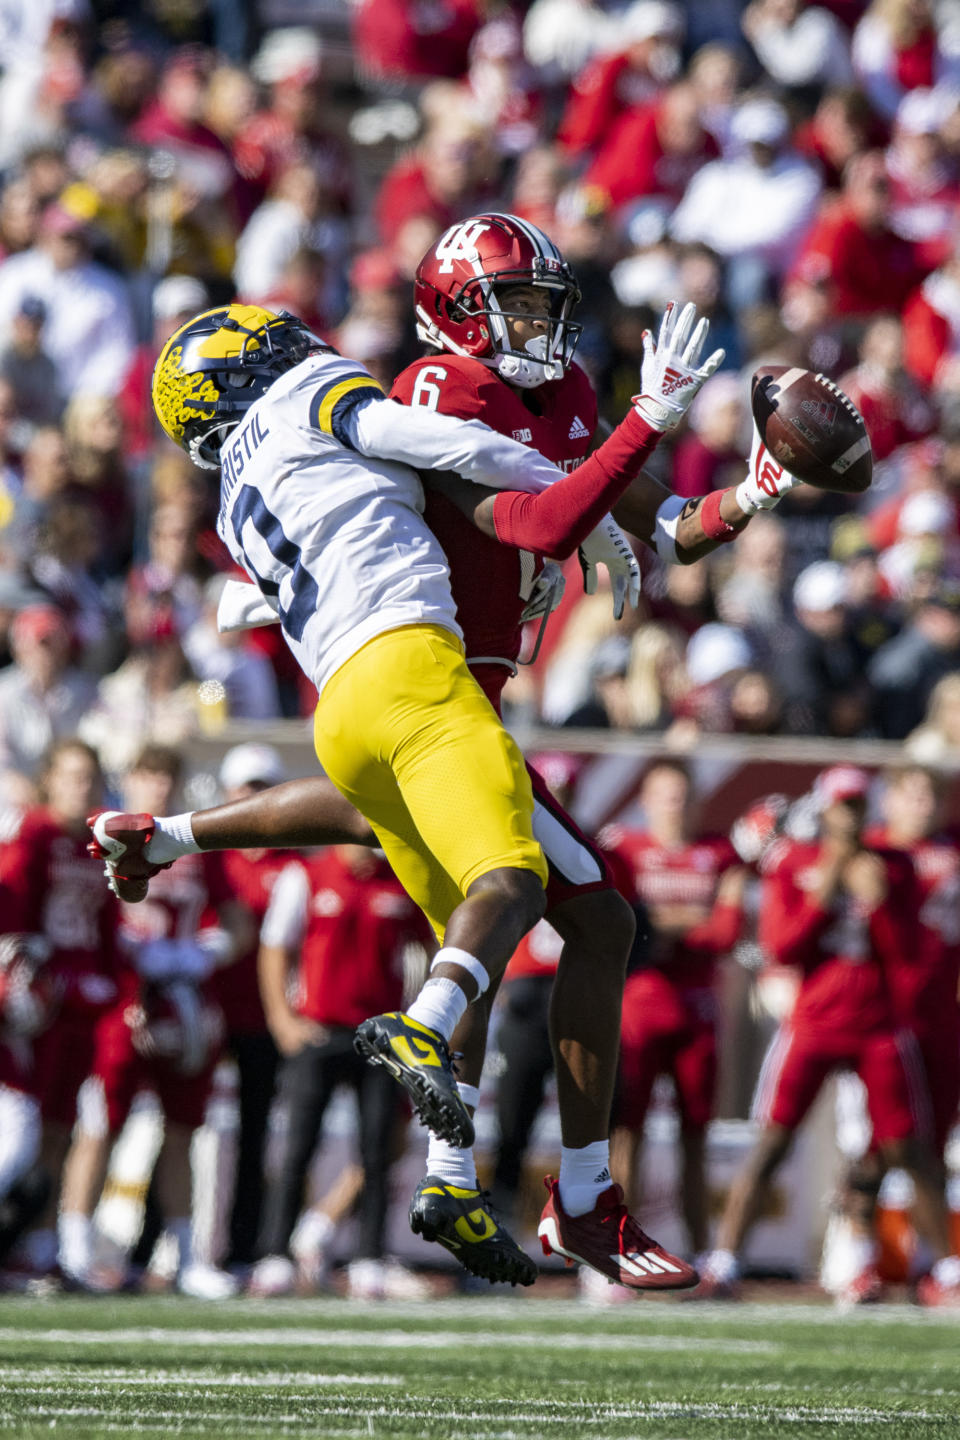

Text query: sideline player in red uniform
(59, 745), (250, 1295)
(0, 739), (120, 1282)
(834, 764), (960, 1305)
(601, 759), (747, 1262)
(699, 766), (956, 1299)
(251, 844), (433, 1300)
(90, 216), (806, 1289)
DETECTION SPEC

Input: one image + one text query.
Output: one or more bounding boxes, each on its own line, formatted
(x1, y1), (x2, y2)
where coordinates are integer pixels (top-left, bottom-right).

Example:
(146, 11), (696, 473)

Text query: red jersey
(504, 916), (563, 981)
(790, 199), (928, 316)
(210, 848), (300, 1033)
(864, 824), (960, 1035)
(0, 807), (118, 1009)
(601, 828), (741, 990)
(759, 838), (919, 1034)
(269, 851), (433, 1028)
(389, 355), (598, 712)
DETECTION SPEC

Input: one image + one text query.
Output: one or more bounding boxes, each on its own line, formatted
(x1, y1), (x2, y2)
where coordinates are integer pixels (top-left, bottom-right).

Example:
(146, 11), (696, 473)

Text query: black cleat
(409, 1176), (538, 1287)
(353, 1012), (475, 1148)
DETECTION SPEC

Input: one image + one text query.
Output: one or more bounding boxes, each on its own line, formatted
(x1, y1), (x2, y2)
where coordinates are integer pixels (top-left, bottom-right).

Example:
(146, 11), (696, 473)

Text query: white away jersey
(216, 349), (565, 694)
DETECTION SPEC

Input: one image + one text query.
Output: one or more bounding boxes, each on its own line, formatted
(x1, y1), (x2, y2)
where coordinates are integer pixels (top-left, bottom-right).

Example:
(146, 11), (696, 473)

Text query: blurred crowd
(2, 1), (960, 785)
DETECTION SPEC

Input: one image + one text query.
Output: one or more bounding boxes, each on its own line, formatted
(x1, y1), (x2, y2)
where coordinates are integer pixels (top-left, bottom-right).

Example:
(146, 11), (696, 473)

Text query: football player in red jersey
(0, 739), (120, 1284)
(699, 767), (956, 1300)
(91, 216), (806, 1290)
(0, 933), (62, 1270)
(844, 764), (960, 1306)
(60, 745), (251, 1295)
(600, 759), (747, 1266)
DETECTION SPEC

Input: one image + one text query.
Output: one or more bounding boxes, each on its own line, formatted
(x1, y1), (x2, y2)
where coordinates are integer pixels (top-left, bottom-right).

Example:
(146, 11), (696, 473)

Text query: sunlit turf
(0, 1292), (958, 1438)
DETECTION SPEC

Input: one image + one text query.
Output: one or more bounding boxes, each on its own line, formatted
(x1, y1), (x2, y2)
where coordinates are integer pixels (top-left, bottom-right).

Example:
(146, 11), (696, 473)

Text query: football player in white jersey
(97, 301), (721, 1186)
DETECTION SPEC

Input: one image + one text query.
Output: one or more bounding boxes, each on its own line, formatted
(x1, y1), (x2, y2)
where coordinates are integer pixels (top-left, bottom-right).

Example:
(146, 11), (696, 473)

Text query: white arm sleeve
(260, 862), (310, 950)
(343, 394), (563, 493)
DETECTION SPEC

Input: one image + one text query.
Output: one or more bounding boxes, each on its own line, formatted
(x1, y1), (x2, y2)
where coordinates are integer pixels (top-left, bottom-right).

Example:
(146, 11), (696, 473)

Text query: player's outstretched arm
(614, 419), (803, 565)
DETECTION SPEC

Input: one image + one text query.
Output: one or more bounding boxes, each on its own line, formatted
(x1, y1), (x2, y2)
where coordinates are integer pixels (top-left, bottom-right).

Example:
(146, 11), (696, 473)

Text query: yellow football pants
(313, 623), (547, 937)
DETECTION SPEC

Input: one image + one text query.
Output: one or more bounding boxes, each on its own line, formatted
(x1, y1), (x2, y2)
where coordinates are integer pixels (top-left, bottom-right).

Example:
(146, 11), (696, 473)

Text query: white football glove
(633, 300), (726, 432)
(735, 421), (805, 515)
(578, 515), (641, 621)
(520, 560), (566, 623)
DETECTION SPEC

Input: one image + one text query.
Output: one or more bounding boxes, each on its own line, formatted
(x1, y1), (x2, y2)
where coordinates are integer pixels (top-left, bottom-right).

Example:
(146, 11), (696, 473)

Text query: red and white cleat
(915, 1272), (960, 1308)
(537, 1175), (699, 1291)
(86, 811), (172, 903)
(836, 1264), (885, 1310)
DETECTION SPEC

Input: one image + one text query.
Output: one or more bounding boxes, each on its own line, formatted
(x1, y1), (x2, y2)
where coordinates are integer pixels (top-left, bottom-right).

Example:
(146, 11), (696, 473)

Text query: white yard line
(0, 1369), (403, 1388)
(0, 1397), (946, 1429)
(0, 1325), (776, 1354)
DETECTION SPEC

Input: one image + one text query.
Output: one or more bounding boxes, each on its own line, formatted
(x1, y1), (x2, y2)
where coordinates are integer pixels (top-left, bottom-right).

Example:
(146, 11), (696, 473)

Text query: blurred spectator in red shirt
(232, 30), (351, 214)
(353, 0), (482, 84)
(118, 274), (210, 464)
(795, 87), (887, 192)
(671, 372), (747, 499)
(557, 0), (684, 156)
(131, 49), (243, 216)
(840, 314), (935, 461)
(852, 0), (960, 122)
(584, 82), (720, 212)
(886, 87), (960, 270)
(790, 149), (929, 316)
(903, 244), (960, 389)
(374, 104), (497, 240)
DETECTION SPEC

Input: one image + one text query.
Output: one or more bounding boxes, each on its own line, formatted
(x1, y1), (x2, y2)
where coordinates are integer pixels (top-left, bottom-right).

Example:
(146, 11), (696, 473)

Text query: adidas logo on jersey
(568, 415), (590, 440)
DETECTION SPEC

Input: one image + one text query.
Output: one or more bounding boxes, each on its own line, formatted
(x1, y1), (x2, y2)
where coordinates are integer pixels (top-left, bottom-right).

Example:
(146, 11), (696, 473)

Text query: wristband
(700, 489), (738, 542)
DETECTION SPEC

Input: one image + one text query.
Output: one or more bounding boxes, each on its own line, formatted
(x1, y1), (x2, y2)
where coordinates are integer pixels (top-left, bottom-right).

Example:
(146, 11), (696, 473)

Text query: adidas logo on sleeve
(568, 416), (590, 440)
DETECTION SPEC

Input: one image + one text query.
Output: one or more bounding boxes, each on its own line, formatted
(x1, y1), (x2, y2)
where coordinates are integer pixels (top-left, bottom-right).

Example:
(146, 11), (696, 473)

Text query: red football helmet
(414, 213), (582, 389)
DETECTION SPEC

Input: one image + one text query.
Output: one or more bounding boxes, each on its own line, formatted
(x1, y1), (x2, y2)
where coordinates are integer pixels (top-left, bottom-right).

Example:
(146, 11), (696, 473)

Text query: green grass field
(0, 1293), (958, 1440)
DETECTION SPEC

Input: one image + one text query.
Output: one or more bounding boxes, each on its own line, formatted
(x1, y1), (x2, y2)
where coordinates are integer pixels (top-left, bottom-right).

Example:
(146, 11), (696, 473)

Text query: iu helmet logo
(434, 220), (492, 275)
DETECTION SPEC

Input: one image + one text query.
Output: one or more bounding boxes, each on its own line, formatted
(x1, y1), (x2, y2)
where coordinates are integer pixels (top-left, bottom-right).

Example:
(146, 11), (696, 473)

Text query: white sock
(426, 1135), (478, 1188)
(558, 1141), (612, 1218)
(169, 1217), (193, 1271)
(931, 1254), (960, 1288)
(406, 977), (468, 1043)
(705, 1248), (740, 1284)
(58, 1211), (93, 1277)
(150, 813), (200, 864)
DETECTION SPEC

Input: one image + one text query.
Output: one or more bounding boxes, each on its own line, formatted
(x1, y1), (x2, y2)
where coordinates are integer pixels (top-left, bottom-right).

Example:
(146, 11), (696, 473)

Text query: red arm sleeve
(683, 902), (743, 957)
(759, 867), (832, 970)
(491, 408), (660, 557)
(557, 55), (628, 156)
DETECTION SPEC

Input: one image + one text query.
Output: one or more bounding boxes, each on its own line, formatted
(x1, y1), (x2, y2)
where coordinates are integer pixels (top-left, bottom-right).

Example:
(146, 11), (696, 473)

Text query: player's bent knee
(551, 888), (635, 970)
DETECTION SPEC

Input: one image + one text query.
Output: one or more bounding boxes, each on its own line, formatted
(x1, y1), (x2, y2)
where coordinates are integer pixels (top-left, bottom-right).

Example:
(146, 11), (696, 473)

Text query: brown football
(750, 365), (872, 494)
